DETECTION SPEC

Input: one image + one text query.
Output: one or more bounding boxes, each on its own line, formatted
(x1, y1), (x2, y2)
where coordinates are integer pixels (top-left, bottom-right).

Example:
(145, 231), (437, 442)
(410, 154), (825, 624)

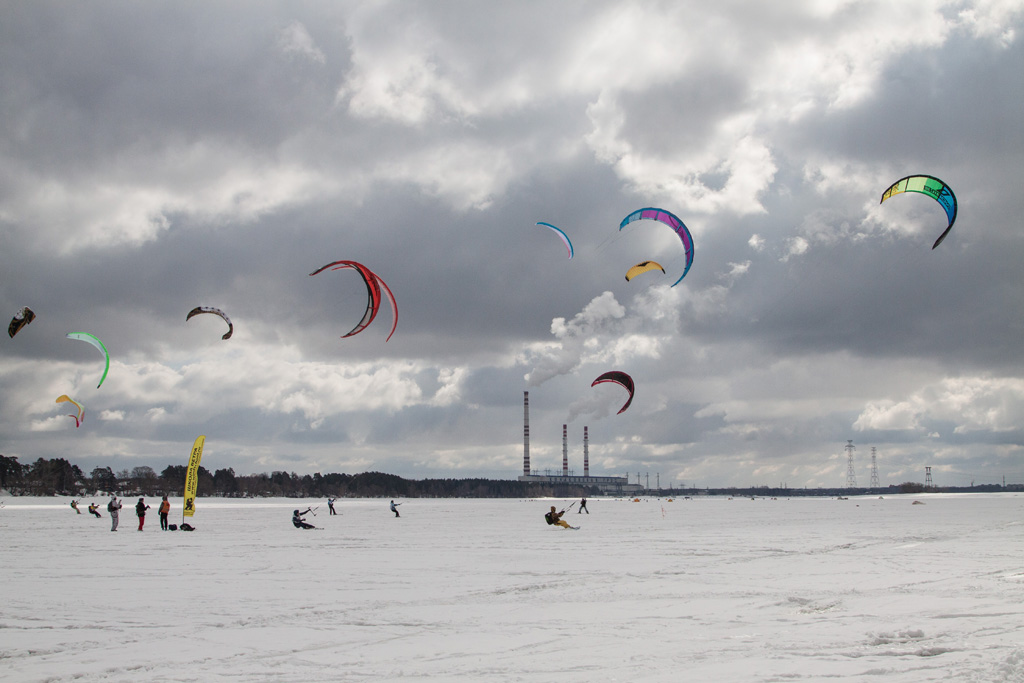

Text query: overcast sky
(2, 1), (1022, 489)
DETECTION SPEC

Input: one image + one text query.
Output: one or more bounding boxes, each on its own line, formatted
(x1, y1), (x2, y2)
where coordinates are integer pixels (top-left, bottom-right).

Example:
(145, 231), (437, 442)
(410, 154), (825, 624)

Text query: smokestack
(523, 392), (530, 476)
(562, 424), (568, 476)
(584, 426), (589, 477)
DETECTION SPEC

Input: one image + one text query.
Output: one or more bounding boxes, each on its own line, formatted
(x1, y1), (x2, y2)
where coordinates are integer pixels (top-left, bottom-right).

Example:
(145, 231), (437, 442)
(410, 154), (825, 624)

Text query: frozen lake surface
(2, 493), (1023, 682)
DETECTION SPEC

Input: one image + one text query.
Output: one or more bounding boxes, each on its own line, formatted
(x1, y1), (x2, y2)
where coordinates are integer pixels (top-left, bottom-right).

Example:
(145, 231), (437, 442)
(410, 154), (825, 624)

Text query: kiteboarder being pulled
(292, 508), (315, 529)
(545, 505), (573, 529)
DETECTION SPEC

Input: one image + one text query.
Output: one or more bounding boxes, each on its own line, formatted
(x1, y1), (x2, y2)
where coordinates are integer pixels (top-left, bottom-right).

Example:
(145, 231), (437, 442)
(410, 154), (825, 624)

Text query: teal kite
(619, 208), (694, 286)
(880, 175), (957, 249)
(536, 222), (574, 259)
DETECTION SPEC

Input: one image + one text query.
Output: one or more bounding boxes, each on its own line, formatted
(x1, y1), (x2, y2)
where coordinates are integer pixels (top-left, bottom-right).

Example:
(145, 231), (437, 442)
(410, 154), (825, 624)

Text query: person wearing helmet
(292, 508), (315, 529)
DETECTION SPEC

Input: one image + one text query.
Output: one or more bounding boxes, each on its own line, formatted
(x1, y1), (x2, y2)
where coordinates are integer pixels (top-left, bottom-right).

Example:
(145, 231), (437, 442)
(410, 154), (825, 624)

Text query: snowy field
(2, 493), (1023, 682)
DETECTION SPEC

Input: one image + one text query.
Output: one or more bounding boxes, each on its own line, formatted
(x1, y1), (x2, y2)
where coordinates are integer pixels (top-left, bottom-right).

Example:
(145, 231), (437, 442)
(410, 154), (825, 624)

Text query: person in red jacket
(136, 498), (150, 531)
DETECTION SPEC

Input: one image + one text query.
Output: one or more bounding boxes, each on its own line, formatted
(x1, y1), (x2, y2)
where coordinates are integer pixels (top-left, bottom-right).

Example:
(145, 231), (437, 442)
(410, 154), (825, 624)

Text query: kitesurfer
(88, 503), (102, 518)
(71, 500), (81, 514)
(328, 497), (337, 515)
(158, 495), (170, 530)
(136, 498), (150, 531)
(108, 496), (122, 531)
(579, 497), (589, 514)
(292, 508), (315, 529)
(545, 505), (572, 528)
(390, 500), (401, 517)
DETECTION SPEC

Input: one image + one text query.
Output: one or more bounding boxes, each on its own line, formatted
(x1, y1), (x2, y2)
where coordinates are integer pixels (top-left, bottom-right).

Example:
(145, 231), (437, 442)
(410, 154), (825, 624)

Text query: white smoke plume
(522, 291), (627, 387)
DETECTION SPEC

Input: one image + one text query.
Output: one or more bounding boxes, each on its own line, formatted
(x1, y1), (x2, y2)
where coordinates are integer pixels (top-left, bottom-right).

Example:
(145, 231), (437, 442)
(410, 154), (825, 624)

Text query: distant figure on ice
(579, 497), (589, 514)
(328, 497), (337, 515)
(545, 505), (573, 528)
(70, 500), (81, 514)
(108, 496), (122, 531)
(293, 508), (315, 529)
(159, 496), (170, 530)
(390, 500), (401, 517)
(136, 498), (150, 531)
(88, 503), (102, 518)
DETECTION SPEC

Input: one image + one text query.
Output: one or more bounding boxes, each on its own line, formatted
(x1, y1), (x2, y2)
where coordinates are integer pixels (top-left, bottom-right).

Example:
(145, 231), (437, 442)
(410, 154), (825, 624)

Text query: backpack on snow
(180, 523), (195, 531)
(168, 524), (178, 531)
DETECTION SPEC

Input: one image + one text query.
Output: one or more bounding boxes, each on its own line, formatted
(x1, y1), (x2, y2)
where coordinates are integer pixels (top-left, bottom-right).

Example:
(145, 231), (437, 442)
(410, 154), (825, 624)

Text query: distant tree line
(3, 454), (1020, 498)
(0, 454), (592, 499)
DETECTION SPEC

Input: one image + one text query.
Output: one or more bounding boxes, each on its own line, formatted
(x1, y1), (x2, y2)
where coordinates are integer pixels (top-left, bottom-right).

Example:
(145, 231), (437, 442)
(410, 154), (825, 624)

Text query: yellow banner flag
(183, 435), (205, 517)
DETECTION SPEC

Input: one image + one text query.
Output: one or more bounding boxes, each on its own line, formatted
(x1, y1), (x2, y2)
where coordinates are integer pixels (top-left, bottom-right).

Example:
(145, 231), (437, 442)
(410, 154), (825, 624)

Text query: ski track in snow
(1, 494), (1023, 682)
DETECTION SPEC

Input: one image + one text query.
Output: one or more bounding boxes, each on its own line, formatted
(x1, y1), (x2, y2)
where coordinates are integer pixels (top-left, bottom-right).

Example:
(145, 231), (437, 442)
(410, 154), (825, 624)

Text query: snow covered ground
(2, 493), (1022, 682)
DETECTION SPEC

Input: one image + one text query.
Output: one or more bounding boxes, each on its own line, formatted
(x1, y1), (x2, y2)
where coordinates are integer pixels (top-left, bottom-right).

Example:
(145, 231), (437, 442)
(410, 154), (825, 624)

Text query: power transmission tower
(845, 440), (857, 488)
(925, 466), (933, 489)
(869, 447), (879, 489)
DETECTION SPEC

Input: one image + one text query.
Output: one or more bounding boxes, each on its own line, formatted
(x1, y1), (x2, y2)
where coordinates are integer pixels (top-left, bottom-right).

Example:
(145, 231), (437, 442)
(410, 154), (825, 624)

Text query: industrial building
(516, 391), (642, 496)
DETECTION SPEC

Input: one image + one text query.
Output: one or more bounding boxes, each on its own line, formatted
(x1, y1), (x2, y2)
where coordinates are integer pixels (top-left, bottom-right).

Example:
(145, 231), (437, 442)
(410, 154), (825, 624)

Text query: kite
(186, 306), (233, 340)
(311, 261), (397, 341)
(66, 332), (110, 388)
(619, 208), (694, 286)
(625, 260), (666, 282)
(591, 370), (635, 415)
(536, 222), (574, 259)
(8, 307), (35, 338)
(56, 395), (84, 428)
(880, 175), (957, 249)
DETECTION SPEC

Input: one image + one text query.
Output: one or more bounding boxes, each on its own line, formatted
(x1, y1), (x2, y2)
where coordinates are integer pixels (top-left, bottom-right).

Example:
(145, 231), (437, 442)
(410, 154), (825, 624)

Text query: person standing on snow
(158, 496), (171, 530)
(390, 500), (401, 517)
(108, 496), (122, 531)
(328, 497), (337, 515)
(579, 497), (589, 514)
(136, 497), (150, 531)
(88, 502), (102, 518)
(71, 500), (81, 514)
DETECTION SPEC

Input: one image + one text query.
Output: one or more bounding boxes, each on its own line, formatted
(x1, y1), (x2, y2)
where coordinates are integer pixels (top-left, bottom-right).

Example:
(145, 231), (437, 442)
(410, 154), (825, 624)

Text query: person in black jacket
(292, 508), (315, 529)
(136, 498), (150, 531)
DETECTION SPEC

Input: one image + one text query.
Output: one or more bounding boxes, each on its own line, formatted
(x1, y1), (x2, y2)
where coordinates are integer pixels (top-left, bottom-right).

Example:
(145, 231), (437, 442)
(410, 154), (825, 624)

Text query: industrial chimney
(584, 426), (589, 477)
(562, 424), (568, 476)
(523, 392), (530, 476)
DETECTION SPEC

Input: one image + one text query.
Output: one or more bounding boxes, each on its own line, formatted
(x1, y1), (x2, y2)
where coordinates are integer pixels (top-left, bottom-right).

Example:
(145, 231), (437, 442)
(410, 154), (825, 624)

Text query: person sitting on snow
(292, 508), (315, 529)
(544, 505), (572, 528)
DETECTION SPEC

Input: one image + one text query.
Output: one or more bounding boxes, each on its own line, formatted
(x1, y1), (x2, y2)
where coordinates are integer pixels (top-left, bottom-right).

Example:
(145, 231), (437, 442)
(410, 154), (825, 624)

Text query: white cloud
(585, 93), (777, 215)
(957, 0), (1024, 44)
(277, 21), (326, 64)
(854, 377), (1024, 433)
(523, 291), (629, 386)
(2, 147), (337, 253)
(782, 236), (810, 260)
(371, 141), (513, 211)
